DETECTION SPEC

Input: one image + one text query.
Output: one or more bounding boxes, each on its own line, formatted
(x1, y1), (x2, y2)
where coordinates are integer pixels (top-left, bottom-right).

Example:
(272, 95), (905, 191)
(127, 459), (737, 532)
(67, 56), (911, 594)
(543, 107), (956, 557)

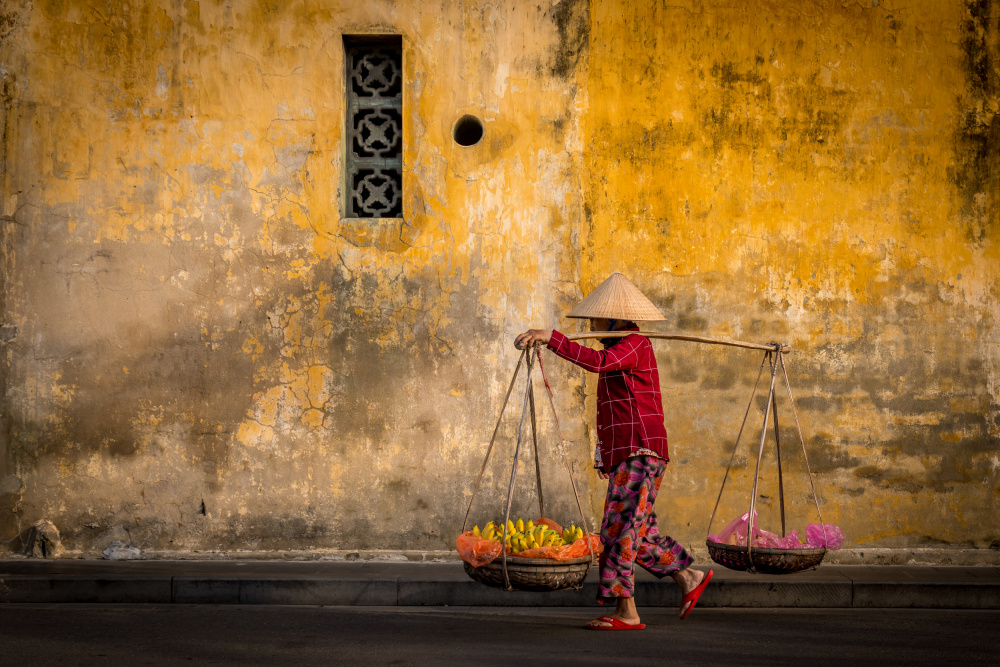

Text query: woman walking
(515, 272), (712, 629)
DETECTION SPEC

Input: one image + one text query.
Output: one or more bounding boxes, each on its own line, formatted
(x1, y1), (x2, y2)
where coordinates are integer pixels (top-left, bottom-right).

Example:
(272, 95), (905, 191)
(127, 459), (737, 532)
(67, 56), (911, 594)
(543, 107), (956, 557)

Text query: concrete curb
(1, 562), (998, 608)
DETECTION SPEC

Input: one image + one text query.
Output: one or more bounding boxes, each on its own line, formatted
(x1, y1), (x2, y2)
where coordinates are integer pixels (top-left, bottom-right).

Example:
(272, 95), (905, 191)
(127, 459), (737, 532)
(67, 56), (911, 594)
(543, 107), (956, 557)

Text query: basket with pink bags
(705, 346), (843, 574)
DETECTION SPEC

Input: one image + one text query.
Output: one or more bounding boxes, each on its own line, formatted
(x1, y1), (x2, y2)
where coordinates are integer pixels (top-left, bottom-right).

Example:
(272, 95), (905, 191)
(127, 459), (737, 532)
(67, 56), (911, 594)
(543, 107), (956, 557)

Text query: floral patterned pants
(597, 455), (694, 601)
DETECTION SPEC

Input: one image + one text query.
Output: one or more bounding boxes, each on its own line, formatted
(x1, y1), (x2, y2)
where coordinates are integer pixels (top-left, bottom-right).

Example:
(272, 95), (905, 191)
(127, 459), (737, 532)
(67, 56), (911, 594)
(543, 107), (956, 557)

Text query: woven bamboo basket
(706, 539), (826, 574)
(704, 345), (835, 577)
(463, 554), (594, 592)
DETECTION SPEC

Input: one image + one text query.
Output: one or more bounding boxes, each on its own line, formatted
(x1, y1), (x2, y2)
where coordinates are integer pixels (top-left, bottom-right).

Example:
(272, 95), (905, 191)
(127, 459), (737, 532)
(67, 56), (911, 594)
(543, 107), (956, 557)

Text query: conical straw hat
(566, 272), (666, 321)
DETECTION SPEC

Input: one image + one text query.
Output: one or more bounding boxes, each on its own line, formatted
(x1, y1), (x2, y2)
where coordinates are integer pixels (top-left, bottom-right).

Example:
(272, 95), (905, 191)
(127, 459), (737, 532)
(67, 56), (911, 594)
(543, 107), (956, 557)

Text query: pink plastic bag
(755, 529), (802, 549)
(806, 523), (844, 550)
(709, 512), (791, 547)
(710, 512), (843, 549)
(708, 512), (758, 546)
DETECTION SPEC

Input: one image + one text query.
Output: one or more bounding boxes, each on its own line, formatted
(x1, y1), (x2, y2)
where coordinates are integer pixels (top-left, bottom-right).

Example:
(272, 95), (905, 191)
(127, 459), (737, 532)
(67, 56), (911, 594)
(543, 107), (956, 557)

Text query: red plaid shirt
(546, 328), (669, 471)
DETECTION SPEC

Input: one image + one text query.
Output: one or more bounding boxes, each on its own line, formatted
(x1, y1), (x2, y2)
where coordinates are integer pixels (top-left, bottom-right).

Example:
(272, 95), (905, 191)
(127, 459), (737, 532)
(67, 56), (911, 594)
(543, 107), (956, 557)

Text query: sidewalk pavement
(2, 560), (998, 608)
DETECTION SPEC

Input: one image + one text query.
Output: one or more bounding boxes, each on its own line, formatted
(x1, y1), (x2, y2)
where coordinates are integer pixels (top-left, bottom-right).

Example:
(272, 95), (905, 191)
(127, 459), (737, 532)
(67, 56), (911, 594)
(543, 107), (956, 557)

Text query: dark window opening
(344, 35), (403, 219)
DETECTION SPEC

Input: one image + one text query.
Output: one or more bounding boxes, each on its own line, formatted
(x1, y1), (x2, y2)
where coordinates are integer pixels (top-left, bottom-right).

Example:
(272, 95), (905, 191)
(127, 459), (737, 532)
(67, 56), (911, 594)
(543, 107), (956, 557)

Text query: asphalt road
(3, 605), (997, 665)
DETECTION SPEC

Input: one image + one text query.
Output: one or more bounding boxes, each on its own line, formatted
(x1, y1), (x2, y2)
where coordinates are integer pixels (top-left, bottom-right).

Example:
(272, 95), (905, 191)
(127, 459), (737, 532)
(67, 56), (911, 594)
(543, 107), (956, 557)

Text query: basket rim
(706, 539), (828, 557)
(471, 554), (596, 568)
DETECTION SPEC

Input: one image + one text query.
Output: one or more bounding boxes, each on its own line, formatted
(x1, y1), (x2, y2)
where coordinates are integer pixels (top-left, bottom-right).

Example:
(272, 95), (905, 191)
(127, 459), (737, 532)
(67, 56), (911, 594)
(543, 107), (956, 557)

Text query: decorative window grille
(344, 36), (403, 219)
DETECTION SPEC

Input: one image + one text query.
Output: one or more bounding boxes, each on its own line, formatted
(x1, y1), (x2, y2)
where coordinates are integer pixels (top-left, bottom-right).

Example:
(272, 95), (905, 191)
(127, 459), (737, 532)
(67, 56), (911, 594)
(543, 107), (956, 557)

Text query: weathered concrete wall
(0, 0), (996, 560)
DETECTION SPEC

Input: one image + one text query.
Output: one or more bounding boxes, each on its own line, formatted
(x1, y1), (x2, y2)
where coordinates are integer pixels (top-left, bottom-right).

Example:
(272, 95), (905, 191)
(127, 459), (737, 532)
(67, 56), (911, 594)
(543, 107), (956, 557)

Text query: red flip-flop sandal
(680, 569), (713, 620)
(584, 615), (646, 631)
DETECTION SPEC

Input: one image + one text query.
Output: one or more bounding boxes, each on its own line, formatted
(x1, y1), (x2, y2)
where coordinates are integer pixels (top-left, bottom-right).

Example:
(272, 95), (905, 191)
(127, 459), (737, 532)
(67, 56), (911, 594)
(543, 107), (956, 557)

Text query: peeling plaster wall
(0, 0), (996, 559)
(581, 0), (1000, 553)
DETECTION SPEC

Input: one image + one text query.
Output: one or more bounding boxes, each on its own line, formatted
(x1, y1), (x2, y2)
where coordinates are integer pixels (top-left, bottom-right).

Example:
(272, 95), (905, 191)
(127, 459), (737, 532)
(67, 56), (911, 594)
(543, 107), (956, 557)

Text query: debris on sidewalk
(103, 541), (144, 560)
(24, 519), (64, 559)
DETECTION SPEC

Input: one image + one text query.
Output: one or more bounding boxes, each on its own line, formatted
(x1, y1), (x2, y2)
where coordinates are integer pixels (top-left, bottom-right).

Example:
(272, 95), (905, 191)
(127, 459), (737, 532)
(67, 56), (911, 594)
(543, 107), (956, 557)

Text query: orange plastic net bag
(455, 531), (503, 568)
(456, 524), (601, 567)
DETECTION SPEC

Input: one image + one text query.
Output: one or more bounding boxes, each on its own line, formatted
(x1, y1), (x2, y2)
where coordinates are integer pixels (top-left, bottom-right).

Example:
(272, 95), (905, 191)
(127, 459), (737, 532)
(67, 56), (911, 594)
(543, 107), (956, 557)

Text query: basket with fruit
(458, 348), (598, 591)
(458, 517), (601, 591)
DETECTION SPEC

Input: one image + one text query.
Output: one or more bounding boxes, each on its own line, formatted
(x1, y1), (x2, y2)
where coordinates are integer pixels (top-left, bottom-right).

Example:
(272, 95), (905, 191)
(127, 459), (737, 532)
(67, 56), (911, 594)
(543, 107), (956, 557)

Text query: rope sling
(703, 346), (828, 574)
(461, 346), (596, 591)
(461, 333), (829, 590)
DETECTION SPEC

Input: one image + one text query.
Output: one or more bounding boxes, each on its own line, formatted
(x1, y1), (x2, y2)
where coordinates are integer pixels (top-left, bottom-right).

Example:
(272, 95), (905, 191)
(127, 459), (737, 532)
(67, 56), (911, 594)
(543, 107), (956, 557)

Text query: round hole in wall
(453, 115), (484, 146)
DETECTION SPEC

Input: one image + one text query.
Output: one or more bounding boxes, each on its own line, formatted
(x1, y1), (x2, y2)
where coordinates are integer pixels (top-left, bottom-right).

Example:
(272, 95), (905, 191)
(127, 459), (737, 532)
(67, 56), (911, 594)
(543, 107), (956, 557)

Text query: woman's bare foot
(586, 597), (642, 628)
(671, 568), (706, 618)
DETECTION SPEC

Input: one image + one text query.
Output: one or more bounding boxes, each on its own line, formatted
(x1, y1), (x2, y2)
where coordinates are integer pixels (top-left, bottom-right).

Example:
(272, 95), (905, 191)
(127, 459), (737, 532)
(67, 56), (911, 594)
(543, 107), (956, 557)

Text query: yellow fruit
(507, 520), (515, 533)
(515, 518), (524, 532)
(526, 520), (534, 529)
(472, 525), (481, 536)
(484, 522), (495, 533)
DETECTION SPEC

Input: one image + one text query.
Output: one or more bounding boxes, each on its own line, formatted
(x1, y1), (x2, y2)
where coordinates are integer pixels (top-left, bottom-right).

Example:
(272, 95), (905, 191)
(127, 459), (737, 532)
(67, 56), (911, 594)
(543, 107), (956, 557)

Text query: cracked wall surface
(0, 0), (997, 559)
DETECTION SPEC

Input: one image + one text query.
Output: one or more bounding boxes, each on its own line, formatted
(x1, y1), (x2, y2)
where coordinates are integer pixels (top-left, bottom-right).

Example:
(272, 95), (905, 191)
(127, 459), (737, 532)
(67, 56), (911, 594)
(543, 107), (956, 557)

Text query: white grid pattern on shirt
(549, 331), (667, 468)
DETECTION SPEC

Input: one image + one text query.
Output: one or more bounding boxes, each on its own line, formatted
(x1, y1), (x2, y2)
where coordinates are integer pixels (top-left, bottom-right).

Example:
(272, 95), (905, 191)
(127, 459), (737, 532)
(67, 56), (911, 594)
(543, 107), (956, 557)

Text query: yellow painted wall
(581, 0), (999, 553)
(0, 0), (996, 560)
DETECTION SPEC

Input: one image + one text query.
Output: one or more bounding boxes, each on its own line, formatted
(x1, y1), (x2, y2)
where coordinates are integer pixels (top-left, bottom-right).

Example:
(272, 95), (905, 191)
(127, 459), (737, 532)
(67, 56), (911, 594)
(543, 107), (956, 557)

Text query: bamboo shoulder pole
(564, 331), (791, 353)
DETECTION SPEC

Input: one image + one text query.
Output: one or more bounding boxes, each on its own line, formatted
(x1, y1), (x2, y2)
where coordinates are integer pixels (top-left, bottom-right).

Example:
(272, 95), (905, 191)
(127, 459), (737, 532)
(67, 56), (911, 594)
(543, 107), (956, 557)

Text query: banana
(468, 518), (585, 550)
